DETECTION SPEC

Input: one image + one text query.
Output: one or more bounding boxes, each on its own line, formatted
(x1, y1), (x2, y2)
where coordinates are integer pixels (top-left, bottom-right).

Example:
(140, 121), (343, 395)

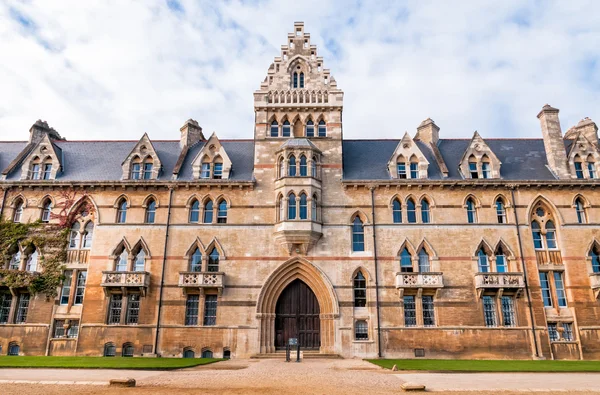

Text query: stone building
(0, 22), (599, 360)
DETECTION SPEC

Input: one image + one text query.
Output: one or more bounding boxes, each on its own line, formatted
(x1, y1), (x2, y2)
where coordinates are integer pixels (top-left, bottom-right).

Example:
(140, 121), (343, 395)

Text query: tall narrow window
(185, 295), (199, 325)
(311, 195), (317, 221)
(133, 250), (145, 272)
(539, 272), (552, 307)
(545, 221), (557, 249)
(278, 157), (285, 178)
(293, 71), (298, 88)
(288, 193), (297, 220)
(203, 200), (213, 223)
(352, 217), (365, 252)
(422, 296), (435, 326)
(74, 271), (87, 305)
(116, 249), (128, 271)
(130, 162), (141, 179)
(26, 249), (38, 272)
(407, 199), (416, 223)
(496, 198), (507, 224)
(13, 200), (23, 223)
(403, 296), (417, 327)
(299, 72), (304, 88)
(400, 248), (413, 272)
(189, 200), (200, 223)
(208, 248), (219, 272)
(421, 199), (430, 223)
(469, 159), (478, 178)
(0, 292), (12, 324)
(108, 294), (122, 324)
(318, 120), (326, 137)
(278, 195), (285, 222)
(69, 222), (81, 249)
(553, 272), (567, 307)
(126, 294), (140, 324)
(477, 248), (489, 272)
(299, 193), (308, 219)
(482, 161), (491, 179)
(392, 199), (402, 223)
(204, 295), (217, 326)
(288, 155), (296, 176)
(306, 120), (314, 137)
(562, 323), (574, 341)
(201, 162), (211, 178)
(82, 222), (94, 248)
(409, 162), (418, 179)
(270, 120), (279, 137)
(282, 120), (291, 137)
(41, 199), (52, 223)
(353, 272), (367, 307)
(213, 163), (223, 179)
(588, 159), (596, 179)
(16, 293), (30, 323)
(9, 251), (21, 270)
(418, 249), (430, 272)
(354, 320), (368, 340)
(60, 270), (72, 305)
(42, 162), (52, 180)
(466, 198), (477, 223)
(575, 198), (586, 224)
(30, 162), (40, 179)
(190, 248), (202, 272)
(532, 221), (543, 249)
(397, 161), (407, 179)
(143, 161), (153, 179)
(547, 323), (559, 341)
(574, 160), (584, 179)
(501, 296), (516, 327)
(299, 155), (307, 176)
(311, 157), (317, 177)
(145, 199), (156, 224)
(483, 296), (497, 327)
(590, 244), (600, 273)
(495, 246), (507, 273)
(217, 200), (227, 223)
(116, 199), (127, 223)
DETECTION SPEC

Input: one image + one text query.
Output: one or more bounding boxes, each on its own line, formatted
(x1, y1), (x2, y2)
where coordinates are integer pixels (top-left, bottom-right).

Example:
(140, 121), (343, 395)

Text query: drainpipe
(370, 187), (383, 358)
(510, 187), (540, 358)
(154, 186), (174, 356)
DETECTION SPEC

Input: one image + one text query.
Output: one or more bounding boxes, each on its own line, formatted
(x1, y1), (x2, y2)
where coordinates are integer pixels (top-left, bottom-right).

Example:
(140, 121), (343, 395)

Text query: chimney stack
(414, 118), (440, 145)
(29, 120), (64, 144)
(564, 117), (599, 144)
(537, 104), (570, 179)
(180, 119), (204, 149)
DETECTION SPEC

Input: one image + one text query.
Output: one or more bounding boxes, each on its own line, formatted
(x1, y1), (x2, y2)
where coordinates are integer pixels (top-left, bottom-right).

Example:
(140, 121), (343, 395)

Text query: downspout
(370, 187), (383, 358)
(154, 186), (174, 356)
(510, 187), (540, 358)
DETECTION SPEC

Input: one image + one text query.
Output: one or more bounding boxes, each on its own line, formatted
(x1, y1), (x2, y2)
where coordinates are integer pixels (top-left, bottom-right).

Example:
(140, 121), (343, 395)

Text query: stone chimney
(537, 104), (570, 179)
(564, 117), (598, 144)
(29, 120), (64, 144)
(180, 119), (204, 148)
(414, 118), (440, 145)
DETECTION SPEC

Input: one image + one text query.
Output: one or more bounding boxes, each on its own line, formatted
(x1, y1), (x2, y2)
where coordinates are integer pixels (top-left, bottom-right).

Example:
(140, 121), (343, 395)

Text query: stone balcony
(395, 272), (443, 297)
(474, 272), (525, 298)
(178, 272), (224, 295)
(591, 273), (600, 299)
(273, 221), (322, 255)
(101, 271), (150, 296)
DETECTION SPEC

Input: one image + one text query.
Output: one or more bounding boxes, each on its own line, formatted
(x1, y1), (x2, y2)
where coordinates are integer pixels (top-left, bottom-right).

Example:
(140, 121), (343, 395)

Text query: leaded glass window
(407, 199), (416, 223)
(553, 272), (567, 307)
(208, 248), (219, 272)
(203, 200), (213, 223)
(0, 292), (12, 324)
(539, 272), (552, 307)
(126, 294), (140, 324)
(403, 296), (416, 327)
(204, 295), (217, 326)
(108, 294), (122, 324)
(422, 296), (435, 326)
(352, 217), (364, 252)
(185, 295), (199, 326)
(60, 270), (72, 305)
(75, 271), (87, 305)
(191, 248), (202, 272)
(418, 249), (430, 272)
(16, 293), (29, 323)
(353, 272), (366, 307)
(355, 320), (368, 340)
(392, 199), (402, 223)
(400, 248), (413, 272)
(483, 296), (497, 327)
(501, 296), (516, 327)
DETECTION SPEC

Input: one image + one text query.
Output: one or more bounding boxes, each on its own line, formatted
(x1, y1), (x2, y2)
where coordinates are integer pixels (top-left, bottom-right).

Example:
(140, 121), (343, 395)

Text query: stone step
(250, 352), (342, 359)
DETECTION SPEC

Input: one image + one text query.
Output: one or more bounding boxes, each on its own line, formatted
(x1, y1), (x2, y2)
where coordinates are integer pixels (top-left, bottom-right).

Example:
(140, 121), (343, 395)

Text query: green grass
(367, 359), (600, 372)
(0, 356), (221, 369)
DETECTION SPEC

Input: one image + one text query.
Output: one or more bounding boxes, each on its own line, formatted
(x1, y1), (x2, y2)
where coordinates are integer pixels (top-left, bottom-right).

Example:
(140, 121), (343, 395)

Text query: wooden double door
(275, 279), (321, 350)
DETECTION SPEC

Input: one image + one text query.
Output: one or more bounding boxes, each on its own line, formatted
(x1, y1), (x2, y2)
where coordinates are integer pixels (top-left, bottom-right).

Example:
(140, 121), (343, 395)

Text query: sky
(1, 0), (599, 142)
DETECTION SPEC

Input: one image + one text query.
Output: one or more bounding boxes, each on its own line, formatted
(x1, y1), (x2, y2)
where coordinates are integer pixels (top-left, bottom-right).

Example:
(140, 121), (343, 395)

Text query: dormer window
(469, 157), (478, 179)
(201, 162), (210, 179)
(143, 159), (153, 179)
(397, 158), (407, 179)
(409, 162), (418, 179)
(130, 159), (141, 179)
(482, 159), (491, 179)
(574, 157), (584, 179)
(191, 133), (232, 180)
(42, 162), (52, 180)
(588, 156), (596, 178)
(31, 162), (40, 179)
(213, 160), (223, 179)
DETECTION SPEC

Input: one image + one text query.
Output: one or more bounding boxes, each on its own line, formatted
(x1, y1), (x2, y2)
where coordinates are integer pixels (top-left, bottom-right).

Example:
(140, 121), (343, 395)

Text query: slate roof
(0, 142), (29, 175)
(278, 138), (321, 152)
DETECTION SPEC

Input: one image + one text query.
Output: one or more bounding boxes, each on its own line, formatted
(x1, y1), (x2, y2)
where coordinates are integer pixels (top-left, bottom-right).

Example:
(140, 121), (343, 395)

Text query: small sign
(288, 338), (298, 346)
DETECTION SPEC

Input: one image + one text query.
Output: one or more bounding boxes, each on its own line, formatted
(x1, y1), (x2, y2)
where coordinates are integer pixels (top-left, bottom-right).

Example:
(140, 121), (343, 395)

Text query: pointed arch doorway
(275, 279), (320, 350)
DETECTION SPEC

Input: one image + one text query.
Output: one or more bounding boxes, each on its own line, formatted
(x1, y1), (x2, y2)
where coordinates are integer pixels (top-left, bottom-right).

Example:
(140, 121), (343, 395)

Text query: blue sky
(1, 0), (599, 141)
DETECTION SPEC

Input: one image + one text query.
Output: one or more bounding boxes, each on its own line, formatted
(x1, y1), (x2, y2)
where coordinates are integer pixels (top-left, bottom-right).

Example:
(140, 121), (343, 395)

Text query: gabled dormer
(191, 133), (232, 180)
(387, 132), (429, 179)
(566, 131), (600, 179)
(121, 133), (162, 180)
(20, 134), (63, 181)
(459, 131), (501, 179)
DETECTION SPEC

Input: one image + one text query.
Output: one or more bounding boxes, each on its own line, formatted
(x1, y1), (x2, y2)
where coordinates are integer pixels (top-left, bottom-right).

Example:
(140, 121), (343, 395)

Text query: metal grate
(414, 348), (425, 357)
(143, 344), (153, 354)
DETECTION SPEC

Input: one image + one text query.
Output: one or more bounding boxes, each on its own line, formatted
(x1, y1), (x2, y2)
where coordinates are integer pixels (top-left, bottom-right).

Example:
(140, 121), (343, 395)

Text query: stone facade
(0, 22), (600, 360)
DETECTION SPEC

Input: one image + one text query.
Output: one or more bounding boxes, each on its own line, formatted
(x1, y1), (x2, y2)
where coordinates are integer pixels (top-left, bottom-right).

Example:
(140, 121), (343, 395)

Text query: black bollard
(296, 343), (300, 362)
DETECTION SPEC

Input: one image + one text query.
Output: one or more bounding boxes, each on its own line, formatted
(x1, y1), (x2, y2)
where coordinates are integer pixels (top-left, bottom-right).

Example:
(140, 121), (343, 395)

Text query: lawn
(0, 356), (221, 369)
(368, 359), (600, 372)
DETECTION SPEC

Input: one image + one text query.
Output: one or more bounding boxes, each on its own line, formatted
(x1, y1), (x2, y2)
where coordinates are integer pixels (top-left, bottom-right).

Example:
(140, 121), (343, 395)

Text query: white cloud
(0, 0), (599, 141)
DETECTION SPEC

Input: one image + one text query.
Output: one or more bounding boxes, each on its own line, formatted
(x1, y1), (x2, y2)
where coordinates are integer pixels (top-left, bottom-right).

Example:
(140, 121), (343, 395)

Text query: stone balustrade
(178, 272), (224, 289)
(101, 271), (150, 295)
(267, 90), (329, 105)
(395, 272), (444, 289)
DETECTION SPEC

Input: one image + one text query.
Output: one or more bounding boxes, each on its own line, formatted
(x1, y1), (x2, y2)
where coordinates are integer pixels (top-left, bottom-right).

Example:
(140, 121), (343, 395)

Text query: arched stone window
(278, 194), (285, 222)
(318, 120), (326, 137)
(122, 343), (134, 357)
(201, 349), (213, 358)
(481, 155), (491, 179)
(217, 199), (228, 223)
(575, 197), (587, 224)
(352, 217), (365, 252)
(574, 155), (584, 179)
(116, 198), (127, 224)
(353, 271), (366, 307)
(392, 199), (402, 223)
(26, 248), (38, 272)
(299, 72), (305, 88)
(278, 157), (285, 178)
(41, 198), (52, 223)
(299, 155), (307, 176)
(208, 247), (219, 272)
(190, 247), (202, 272)
(288, 155), (296, 176)
(104, 342), (116, 357)
(421, 198), (430, 223)
(299, 193), (308, 219)
(213, 157), (223, 179)
(587, 155), (596, 178)
(407, 198), (416, 223)
(496, 197), (507, 224)
(466, 198), (477, 223)
(130, 156), (142, 179)
(400, 248), (412, 272)
(42, 157), (53, 180)
(8, 342), (20, 356)
(293, 71), (298, 88)
(306, 120), (314, 137)
(418, 248), (430, 272)
(288, 193), (297, 220)
(13, 198), (24, 223)
(30, 156), (41, 180)
(201, 158), (211, 179)
(115, 248), (128, 272)
(532, 220), (543, 249)
(396, 155), (407, 179)
(82, 221), (94, 249)
(495, 245), (507, 273)
(282, 120), (291, 137)
(189, 199), (200, 223)
(143, 157), (153, 179)
(270, 120), (279, 137)
(590, 243), (600, 273)
(203, 200), (214, 223)
(9, 250), (21, 270)
(311, 194), (318, 221)
(183, 348), (195, 358)
(133, 249), (145, 272)
(409, 157), (419, 179)
(477, 248), (489, 272)
(468, 155), (478, 179)
(69, 222), (81, 249)
(145, 199), (156, 224)
(311, 156), (317, 177)
(545, 220), (557, 249)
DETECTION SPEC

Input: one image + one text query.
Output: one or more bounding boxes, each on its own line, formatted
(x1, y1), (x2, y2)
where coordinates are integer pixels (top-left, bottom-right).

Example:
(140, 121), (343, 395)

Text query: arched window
(421, 199), (430, 223)
(299, 155), (307, 176)
(392, 199), (402, 223)
(532, 221), (543, 249)
(352, 217), (365, 252)
(590, 244), (600, 273)
(397, 157), (407, 179)
(104, 342), (116, 357)
(143, 158), (153, 179)
(311, 195), (318, 221)
(353, 271), (366, 307)
(299, 72), (305, 88)
(270, 120), (279, 137)
(223, 349), (231, 359)
(400, 248), (412, 272)
(477, 248), (489, 272)
(418, 249), (430, 272)
(201, 349), (213, 358)
(217, 200), (227, 223)
(496, 198), (507, 224)
(288, 193), (297, 220)
(30, 157), (40, 179)
(134, 249), (145, 272)
(293, 71), (298, 88)
(288, 155), (296, 176)
(13, 199), (24, 223)
(203, 200), (213, 223)
(116, 199), (127, 223)
(306, 120), (314, 137)
(299, 193), (308, 220)
(26, 248), (38, 272)
(355, 320), (368, 340)
(278, 157), (285, 178)
(191, 247), (202, 272)
(466, 198), (477, 223)
(496, 245), (507, 273)
(311, 157), (317, 177)
(9, 250), (21, 270)
(278, 195), (285, 222)
(213, 158), (223, 179)
(41, 199), (52, 223)
(201, 160), (211, 178)
(8, 342), (20, 356)
(116, 249), (128, 271)
(42, 159), (52, 180)
(409, 161), (418, 179)
(69, 222), (81, 249)
(468, 156), (478, 179)
(82, 222), (94, 248)
(189, 199), (200, 223)
(482, 158), (491, 179)
(575, 198), (586, 224)
(122, 343), (134, 357)
(574, 156), (584, 179)
(545, 220), (557, 249)
(183, 348), (195, 358)
(318, 120), (326, 137)
(208, 248), (219, 272)
(145, 199), (156, 224)
(407, 199), (417, 223)
(282, 120), (291, 137)
(587, 156), (596, 178)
